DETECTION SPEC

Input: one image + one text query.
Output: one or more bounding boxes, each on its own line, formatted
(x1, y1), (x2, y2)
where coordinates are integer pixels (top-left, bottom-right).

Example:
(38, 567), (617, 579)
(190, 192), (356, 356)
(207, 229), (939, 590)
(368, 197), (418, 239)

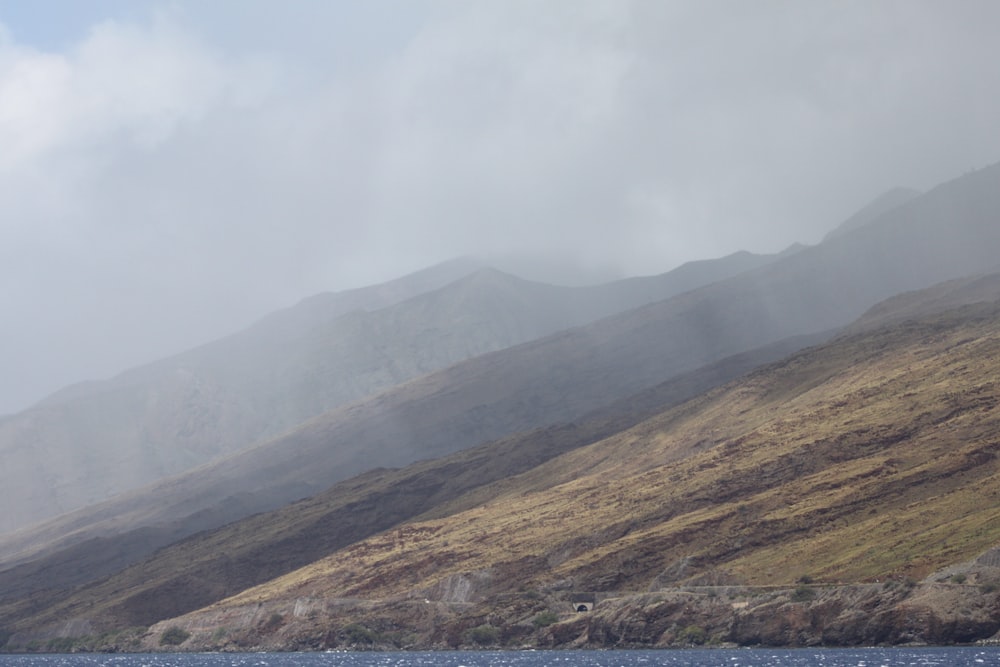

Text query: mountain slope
(6, 160), (999, 579)
(5, 162), (1000, 652)
(0, 331), (823, 636)
(8, 270), (1000, 650)
(150, 290), (1000, 650)
(823, 187), (921, 241)
(0, 251), (778, 536)
(78, 161), (1000, 535)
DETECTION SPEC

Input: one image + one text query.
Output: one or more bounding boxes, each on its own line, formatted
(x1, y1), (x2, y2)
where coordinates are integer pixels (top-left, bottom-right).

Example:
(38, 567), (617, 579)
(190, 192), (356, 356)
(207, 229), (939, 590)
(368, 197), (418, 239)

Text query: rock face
(131, 580), (1000, 651)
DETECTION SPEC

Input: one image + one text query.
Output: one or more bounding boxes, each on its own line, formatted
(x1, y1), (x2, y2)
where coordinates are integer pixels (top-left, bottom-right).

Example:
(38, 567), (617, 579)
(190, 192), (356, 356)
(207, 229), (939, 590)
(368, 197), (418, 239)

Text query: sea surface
(1, 649), (998, 667)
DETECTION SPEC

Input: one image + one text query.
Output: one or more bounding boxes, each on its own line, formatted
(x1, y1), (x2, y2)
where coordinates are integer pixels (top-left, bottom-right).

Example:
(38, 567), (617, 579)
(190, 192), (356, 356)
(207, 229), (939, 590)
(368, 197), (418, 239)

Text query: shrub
(159, 626), (191, 646)
(951, 573), (967, 584)
(342, 623), (378, 646)
(46, 636), (78, 652)
(466, 624), (500, 646)
(262, 612), (284, 632)
(532, 611), (559, 628)
(678, 624), (706, 645)
(791, 585), (816, 602)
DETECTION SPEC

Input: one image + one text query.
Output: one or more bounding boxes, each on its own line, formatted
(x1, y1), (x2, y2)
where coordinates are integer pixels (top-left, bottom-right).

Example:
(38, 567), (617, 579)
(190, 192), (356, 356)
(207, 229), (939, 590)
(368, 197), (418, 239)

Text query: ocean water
(0, 649), (998, 667)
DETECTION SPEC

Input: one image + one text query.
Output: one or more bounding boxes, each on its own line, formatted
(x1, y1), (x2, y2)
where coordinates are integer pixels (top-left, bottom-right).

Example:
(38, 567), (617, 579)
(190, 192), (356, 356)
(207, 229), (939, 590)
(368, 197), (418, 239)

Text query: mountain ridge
(6, 159), (1000, 583)
(823, 187), (921, 241)
(0, 249), (782, 536)
(7, 269), (1000, 649)
(0, 332), (825, 635)
(5, 161), (1000, 651)
(140, 287), (1000, 650)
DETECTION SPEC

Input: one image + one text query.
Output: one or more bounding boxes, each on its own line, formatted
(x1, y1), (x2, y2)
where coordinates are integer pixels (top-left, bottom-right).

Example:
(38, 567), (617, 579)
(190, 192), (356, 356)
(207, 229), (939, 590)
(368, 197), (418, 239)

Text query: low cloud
(1, 0), (1000, 412)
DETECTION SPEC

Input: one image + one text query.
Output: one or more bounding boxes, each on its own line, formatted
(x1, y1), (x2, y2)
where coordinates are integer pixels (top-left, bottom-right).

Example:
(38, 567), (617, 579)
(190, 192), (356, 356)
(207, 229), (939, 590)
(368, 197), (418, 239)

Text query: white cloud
(1, 0), (1000, 412)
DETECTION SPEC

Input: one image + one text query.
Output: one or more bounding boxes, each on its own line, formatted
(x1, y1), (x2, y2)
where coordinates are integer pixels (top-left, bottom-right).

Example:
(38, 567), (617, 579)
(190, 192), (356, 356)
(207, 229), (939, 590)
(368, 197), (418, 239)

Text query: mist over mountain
(3, 161), (1000, 651)
(2, 0), (1000, 650)
(4, 161), (998, 579)
(0, 331), (822, 633)
(0, 247), (780, 536)
(148, 280), (1000, 651)
(7, 261), (1000, 650)
(822, 187), (921, 241)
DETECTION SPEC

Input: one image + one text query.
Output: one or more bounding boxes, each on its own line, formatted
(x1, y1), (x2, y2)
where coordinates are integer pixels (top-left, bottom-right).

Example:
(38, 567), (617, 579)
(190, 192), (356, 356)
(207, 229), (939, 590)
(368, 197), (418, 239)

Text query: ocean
(0, 648), (997, 667)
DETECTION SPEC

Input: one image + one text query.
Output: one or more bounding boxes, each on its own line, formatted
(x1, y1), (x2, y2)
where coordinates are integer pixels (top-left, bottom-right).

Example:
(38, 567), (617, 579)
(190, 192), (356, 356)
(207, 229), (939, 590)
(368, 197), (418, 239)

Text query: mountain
(138, 280), (1000, 650)
(4, 160), (1000, 589)
(9, 268), (1000, 651)
(0, 331), (823, 637)
(5, 161), (1000, 650)
(823, 187), (921, 241)
(0, 251), (779, 536)
(45, 160), (999, 547)
(4, 159), (1000, 650)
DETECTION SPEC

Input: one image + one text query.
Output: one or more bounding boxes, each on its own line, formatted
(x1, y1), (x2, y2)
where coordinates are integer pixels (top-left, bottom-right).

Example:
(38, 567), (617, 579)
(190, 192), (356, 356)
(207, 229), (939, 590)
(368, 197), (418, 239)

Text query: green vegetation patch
(466, 623), (500, 646)
(159, 626), (191, 646)
(532, 611), (559, 628)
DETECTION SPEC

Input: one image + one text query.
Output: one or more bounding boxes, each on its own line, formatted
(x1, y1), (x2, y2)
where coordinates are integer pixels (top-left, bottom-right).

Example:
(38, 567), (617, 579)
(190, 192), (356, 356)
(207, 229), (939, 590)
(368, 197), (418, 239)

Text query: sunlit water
(1, 648), (998, 667)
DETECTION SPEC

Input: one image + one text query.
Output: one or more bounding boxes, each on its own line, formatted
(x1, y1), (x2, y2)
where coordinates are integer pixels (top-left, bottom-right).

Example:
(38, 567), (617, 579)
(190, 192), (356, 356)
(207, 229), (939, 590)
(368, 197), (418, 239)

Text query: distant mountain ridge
(4, 161), (999, 577)
(7, 266), (1000, 650)
(0, 248), (783, 536)
(138, 278), (1000, 650)
(823, 186), (921, 241)
(0, 331), (824, 633)
(3, 161), (1000, 651)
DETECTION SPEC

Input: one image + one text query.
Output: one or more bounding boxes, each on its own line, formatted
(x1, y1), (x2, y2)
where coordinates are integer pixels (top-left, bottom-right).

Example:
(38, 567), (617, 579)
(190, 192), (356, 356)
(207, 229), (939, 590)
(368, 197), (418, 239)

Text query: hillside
(6, 273), (1000, 650)
(4, 163), (1000, 651)
(36, 161), (1000, 549)
(0, 332), (822, 637)
(823, 187), (921, 241)
(143, 289), (1000, 650)
(4, 161), (999, 597)
(0, 250), (775, 536)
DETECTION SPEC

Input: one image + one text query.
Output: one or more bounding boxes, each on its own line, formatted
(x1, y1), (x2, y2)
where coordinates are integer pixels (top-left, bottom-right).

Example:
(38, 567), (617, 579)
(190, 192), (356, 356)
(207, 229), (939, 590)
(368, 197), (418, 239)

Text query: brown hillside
(0, 250), (780, 561)
(155, 298), (1000, 649)
(0, 332), (822, 637)
(3, 251), (773, 537)
(6, 161), (999, 586)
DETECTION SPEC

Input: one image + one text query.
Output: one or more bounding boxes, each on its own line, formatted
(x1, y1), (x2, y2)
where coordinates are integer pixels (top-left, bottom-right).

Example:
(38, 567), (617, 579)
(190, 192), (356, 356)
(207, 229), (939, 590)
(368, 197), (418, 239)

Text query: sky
(1, 0), (999, 414)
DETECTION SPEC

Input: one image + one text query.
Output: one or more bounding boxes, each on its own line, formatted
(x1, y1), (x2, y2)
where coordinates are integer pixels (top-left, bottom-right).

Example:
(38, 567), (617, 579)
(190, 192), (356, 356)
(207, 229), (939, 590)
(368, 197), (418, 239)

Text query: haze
(1, 0), (999, 415)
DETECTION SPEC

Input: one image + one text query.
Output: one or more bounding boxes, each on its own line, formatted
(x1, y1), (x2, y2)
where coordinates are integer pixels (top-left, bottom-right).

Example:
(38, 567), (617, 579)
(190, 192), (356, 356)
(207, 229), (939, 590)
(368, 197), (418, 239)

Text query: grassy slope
(9, 162), (999, 601)
(194, 299), (1000, 611)
(8, 292), (1000, 650)
(0, 333), (821, 636)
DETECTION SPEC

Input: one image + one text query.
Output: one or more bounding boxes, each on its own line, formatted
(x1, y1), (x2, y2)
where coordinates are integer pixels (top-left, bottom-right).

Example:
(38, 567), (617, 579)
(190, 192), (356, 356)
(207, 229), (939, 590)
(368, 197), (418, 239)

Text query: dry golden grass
(200, 302), (1000, 614)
